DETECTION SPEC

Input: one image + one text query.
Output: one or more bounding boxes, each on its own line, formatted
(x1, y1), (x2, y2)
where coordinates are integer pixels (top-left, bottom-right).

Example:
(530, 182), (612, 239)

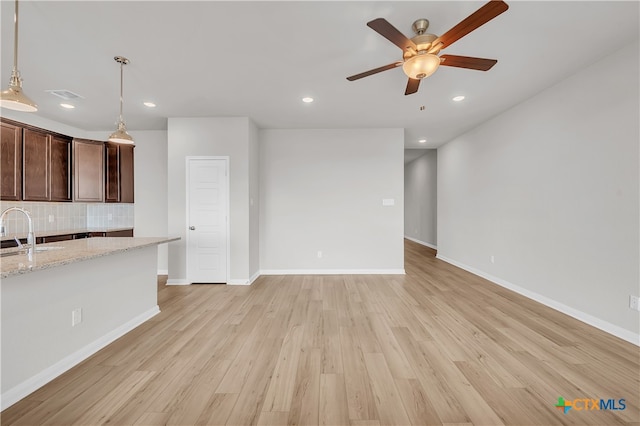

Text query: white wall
(167, 117), (254, 283)
(404, 150), (437, 248)
(437, 41), (640, 342)
(248, 121), (260, 280)
(130, 130), (169, 273)
(259, 129), (405, 273)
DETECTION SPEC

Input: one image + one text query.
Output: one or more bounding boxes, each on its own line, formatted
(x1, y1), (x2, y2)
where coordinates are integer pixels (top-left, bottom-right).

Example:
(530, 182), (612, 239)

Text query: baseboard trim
(167, 278), (190, 285)
(260, 269), (405, 275)
(227, 278), (251, 285)
(436, 254), (640, 347)
(1, 306), (160, 411)
(404, 236), (437, 250)
(249, 271), (260, 284)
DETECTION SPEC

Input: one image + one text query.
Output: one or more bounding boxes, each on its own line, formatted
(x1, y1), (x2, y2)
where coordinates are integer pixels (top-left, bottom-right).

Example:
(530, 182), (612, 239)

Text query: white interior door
(186, 157), (228, 283)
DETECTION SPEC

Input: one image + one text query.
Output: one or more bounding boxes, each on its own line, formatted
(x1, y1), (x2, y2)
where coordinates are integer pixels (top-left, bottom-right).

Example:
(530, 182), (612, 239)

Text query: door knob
(189, 226), (196, 230)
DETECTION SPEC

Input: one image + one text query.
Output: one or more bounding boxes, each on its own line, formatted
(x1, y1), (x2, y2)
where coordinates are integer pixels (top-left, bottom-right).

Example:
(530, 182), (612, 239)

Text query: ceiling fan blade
(347, 62), (403, 81)
(405, 78), (421, 95)
(432, 0), (509, 50)
(367, 18), (417, 52)
(439, 54), (497, 71)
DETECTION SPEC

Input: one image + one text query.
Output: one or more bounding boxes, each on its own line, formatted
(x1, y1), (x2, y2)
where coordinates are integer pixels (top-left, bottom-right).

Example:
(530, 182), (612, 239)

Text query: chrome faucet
(0, 207), (36, 251)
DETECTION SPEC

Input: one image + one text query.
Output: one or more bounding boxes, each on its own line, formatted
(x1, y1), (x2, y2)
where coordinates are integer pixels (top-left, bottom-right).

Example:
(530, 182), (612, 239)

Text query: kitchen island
(1, 236), (179, 410)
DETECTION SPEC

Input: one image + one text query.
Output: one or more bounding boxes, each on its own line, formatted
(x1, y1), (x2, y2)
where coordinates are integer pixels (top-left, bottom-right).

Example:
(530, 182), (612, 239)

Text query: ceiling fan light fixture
(108, 56), (134, 145)
(0, 0), (37, 112)
(402, 53), (440, 80)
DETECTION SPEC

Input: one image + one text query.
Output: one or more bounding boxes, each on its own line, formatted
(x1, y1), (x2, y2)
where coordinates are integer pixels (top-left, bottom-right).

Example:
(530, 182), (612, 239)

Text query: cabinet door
(105, 142), (120, 202)
(0, 121), (22, 200)
(23, 129), (50, 201)
(73, 139), (104, 202)
(119, 145), (134, 203)
(50, 135), (72, 201)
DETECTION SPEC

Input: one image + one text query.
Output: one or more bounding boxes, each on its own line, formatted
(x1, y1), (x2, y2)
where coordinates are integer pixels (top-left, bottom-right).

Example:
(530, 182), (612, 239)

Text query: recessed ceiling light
(418, 139), (427, 144)
(143, 101), (156, 108)
(302, 97), (314, 103)
(452, 95), (465, 102)
(60, 103), (75, 109)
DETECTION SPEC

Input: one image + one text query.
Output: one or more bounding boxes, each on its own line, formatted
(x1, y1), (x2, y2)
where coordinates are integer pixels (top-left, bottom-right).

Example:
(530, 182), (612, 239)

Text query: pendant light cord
(13, 0), (19, 72)
(119, 60), (124, 123)
(1, 0), (38, 112)
(109, 56), (132, 143)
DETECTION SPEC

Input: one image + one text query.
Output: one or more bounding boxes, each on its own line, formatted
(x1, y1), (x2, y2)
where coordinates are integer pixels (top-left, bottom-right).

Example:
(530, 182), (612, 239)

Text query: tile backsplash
(0, 201), (134, 235)
(86, 204), (134, 229)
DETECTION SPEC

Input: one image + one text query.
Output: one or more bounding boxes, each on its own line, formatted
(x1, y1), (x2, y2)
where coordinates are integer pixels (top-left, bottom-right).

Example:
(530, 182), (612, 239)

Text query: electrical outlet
(490, 255), (495, 264)
(629, 295), (640, 312)
(317, 251), (323, 258)
(72, 308), (82, 326)
(108, 213), (113, 221)
(48, 214), (54, 223)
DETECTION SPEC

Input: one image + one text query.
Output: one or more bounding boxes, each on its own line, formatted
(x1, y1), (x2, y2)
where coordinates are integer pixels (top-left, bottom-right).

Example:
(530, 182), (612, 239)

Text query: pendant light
(108, 56), (134, 144)
(0, 0), (37, 112)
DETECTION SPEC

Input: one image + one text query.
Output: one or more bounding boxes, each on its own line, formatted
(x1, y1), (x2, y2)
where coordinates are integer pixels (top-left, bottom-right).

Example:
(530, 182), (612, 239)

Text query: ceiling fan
(346, 0), (509, 95)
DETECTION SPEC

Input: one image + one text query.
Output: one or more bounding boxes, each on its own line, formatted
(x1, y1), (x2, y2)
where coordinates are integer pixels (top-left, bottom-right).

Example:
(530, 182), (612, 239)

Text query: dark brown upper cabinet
(0, 121), (22, 201)
(23, 128), (50, 201)
(1, 119), (135, 204)
(105, 142), (134, 203)
(49, 135), (72, 201)
(119, 144), (134, 203)
(105, 142), (119, 202)
(73, 139), (104, 202)
(23, 129), (72, 202)
(2, 120), (71, 202)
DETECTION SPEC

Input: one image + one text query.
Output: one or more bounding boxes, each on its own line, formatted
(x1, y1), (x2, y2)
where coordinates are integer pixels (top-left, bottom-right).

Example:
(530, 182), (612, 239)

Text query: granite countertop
(1, 227), (134, 242)
(1, 237), (180, 278)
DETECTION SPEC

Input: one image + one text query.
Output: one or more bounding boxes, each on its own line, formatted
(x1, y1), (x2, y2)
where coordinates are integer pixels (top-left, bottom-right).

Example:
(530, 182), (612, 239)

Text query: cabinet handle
(189, 226), (196, 230)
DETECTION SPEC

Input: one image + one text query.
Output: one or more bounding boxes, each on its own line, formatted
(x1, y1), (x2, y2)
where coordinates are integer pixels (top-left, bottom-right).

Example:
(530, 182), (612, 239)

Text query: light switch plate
(382, 198), (395, 206)
(72, 308), (82, 326)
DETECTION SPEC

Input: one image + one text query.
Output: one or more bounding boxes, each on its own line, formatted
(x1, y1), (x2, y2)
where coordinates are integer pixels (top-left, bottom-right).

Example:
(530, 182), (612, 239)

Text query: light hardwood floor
(2, 239), (639, 425)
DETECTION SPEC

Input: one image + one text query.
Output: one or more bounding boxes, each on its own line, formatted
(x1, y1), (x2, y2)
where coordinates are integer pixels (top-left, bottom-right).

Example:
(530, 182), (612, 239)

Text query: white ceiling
(1, 1), (638, 149)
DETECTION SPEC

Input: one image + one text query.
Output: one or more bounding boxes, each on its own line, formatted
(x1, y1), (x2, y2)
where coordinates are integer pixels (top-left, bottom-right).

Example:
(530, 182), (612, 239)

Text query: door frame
(185, 156), (230, 284)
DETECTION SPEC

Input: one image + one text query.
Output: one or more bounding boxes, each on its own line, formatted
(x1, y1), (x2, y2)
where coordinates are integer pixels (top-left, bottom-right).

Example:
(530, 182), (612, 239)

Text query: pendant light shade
(0, 0), (37, 112)
(108, 56), (134, 145)
(108, 121), (134, 144)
